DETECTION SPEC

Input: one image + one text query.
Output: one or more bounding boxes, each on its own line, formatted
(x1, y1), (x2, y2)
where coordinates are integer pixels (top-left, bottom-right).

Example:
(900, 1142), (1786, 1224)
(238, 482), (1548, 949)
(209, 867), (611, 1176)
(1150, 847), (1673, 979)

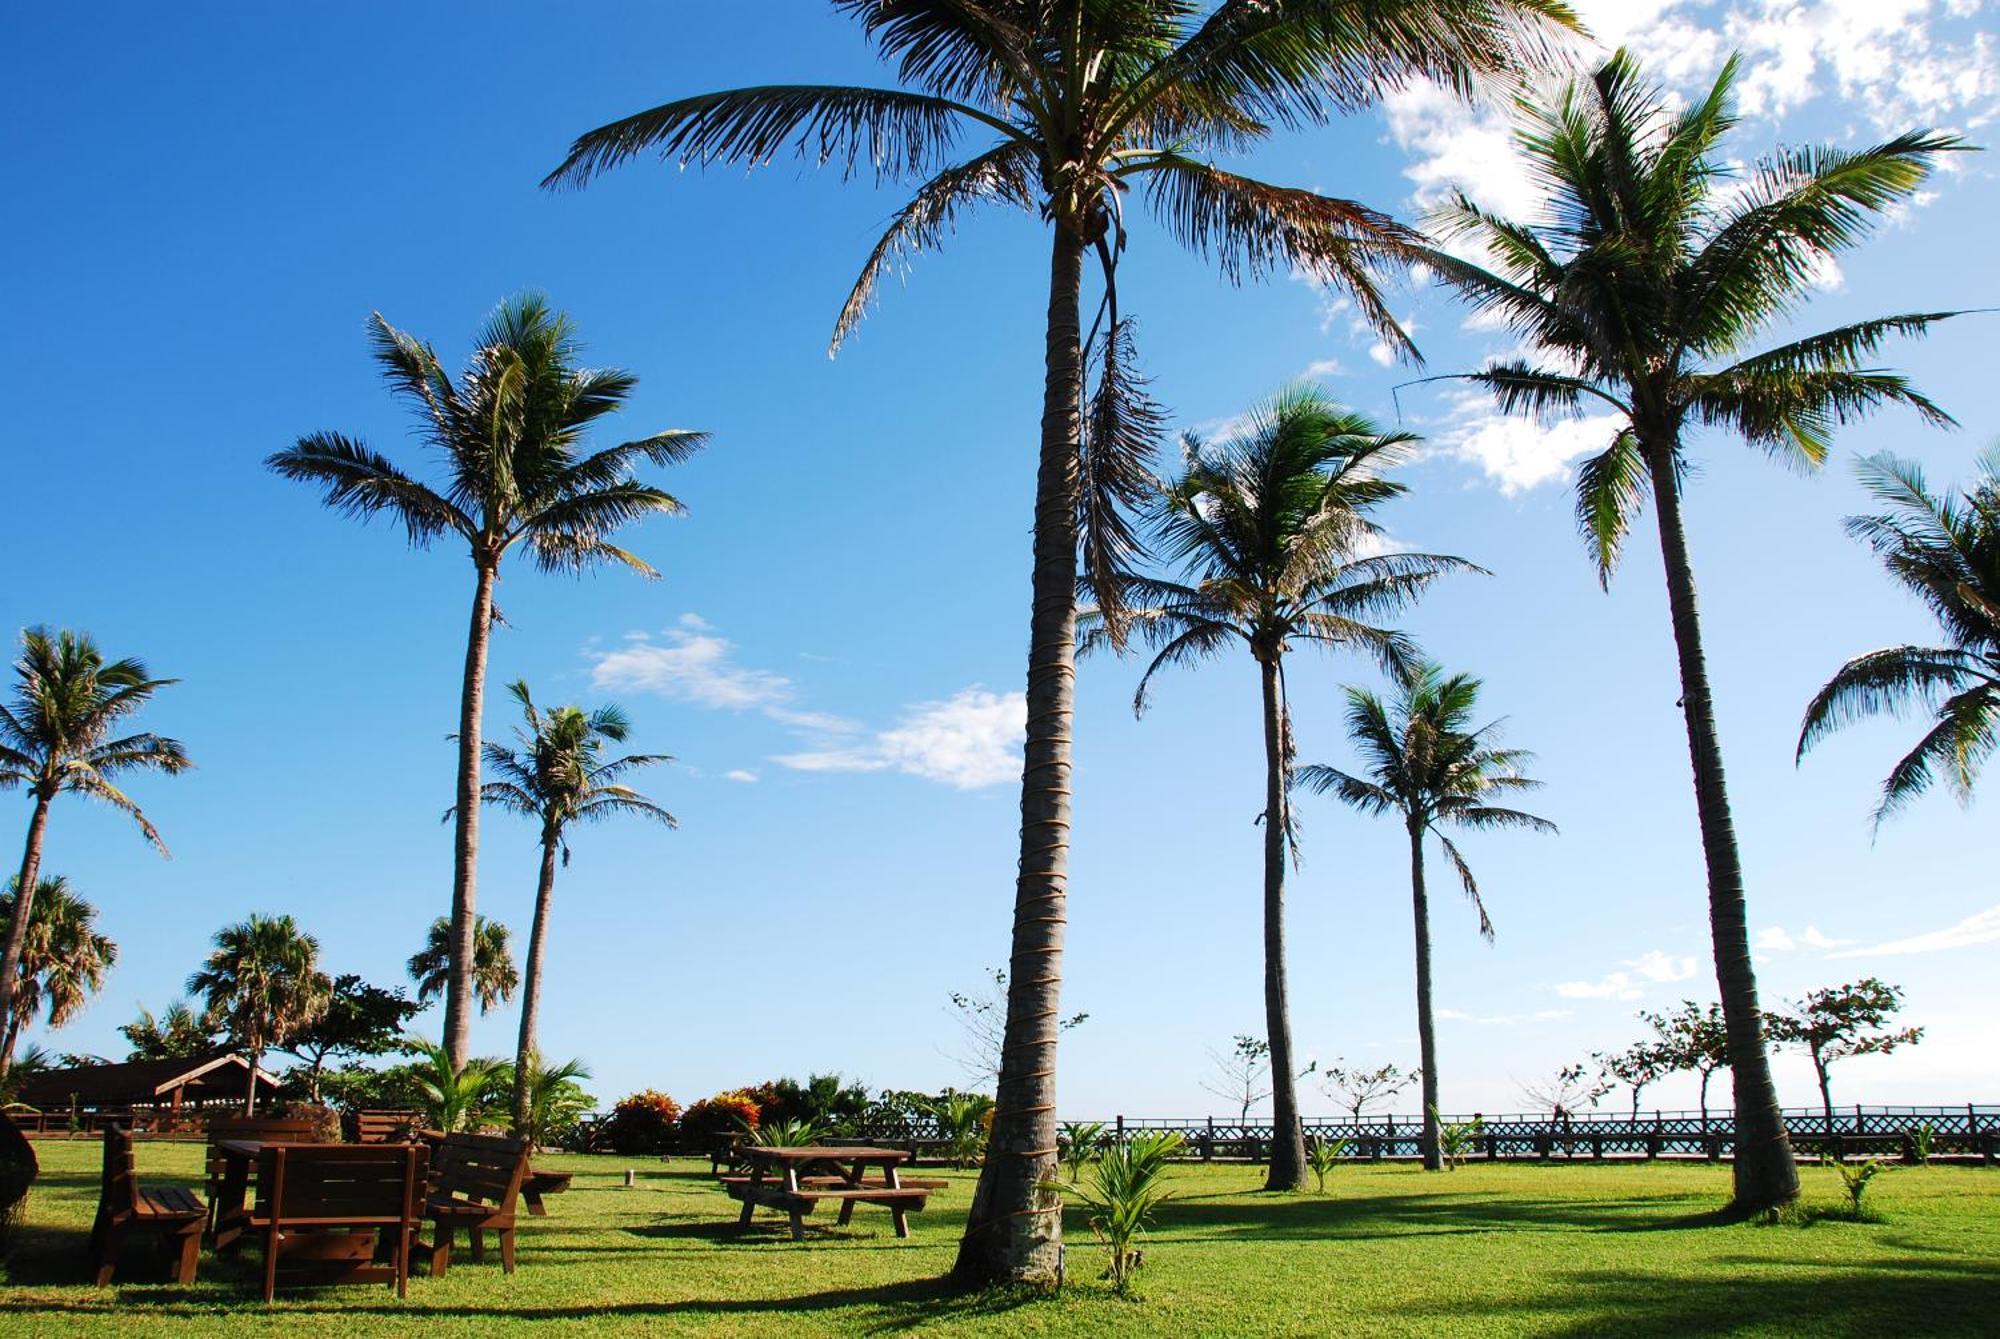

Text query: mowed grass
(3, 1141), (1996, 1336)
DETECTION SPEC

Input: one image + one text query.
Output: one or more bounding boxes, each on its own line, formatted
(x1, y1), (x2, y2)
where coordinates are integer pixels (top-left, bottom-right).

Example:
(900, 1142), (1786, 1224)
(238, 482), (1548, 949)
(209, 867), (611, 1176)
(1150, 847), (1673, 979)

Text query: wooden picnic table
(210, 1139), (426, 1252)
(725, 1145), (928, 1242)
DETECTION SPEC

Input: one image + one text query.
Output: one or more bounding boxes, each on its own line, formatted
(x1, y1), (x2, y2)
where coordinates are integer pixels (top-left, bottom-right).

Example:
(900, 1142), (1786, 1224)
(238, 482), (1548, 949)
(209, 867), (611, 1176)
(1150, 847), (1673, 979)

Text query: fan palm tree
(544, 1), (1580, 1283)
(119, 999), (218, 1061)
(1091, 385), (1479, 1189)
(0, 627), (189, 1074)
(476, 680), (675, 1135)
(1799, 450), (2000, 821)
(187, 915), (333, 1115)
(408, 915), (518, 1017)
(1298, 662), (1552, 1170)
(1419, 49), (1962, 1215)
(0, 876), (118, 1070)
(267, 296), (706, 1072)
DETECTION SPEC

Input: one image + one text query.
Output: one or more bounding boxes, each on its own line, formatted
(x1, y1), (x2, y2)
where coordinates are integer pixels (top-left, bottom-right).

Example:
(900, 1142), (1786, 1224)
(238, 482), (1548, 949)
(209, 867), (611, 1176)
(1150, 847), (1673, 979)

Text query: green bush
(602, 1090), (683, 1155)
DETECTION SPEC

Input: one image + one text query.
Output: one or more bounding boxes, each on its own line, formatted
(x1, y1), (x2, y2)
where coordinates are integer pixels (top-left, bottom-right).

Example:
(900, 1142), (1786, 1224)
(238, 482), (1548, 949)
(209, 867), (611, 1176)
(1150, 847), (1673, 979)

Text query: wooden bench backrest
(204, 1116), (322, 1173)
(355, 1110), (421, 1144)
(254, 1144), (426, 1225)
(99, 1124), (138, 1217)
(430, 1131), (530, 1209)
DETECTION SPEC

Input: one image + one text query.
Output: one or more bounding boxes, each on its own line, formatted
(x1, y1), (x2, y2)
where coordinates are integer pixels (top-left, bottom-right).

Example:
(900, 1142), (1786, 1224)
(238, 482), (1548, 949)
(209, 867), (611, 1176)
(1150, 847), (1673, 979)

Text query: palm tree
(402, 1034), (504, 1134)
(1298, 662), (1552, 1170)
(0, 627), (189, 1073)
(267, 296), (706, 1072)
(1799, 450), (2000, 821)
(408, 915), (518, 1017)
(1093, 385), (1478, 1189)
(499, 1051), (594, 1152)
(476, 680), (675, 1135)
(544, 1), (1580, 1283)
(1419, 49), (1962, 1215)
(119, 999), (218, 1061)
(0, 876), (118, 1070)
(186, 915), (333, 1115)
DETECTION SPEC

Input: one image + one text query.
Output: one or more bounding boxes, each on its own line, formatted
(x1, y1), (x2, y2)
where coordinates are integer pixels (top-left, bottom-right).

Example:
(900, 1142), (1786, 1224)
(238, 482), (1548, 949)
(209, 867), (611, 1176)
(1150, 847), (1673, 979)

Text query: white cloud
(1435, 383), (1626, 495)
(1300, 357), (1345, 379)
(1830, 902), (2000, 958)
(590, 619), (792, 711)
(722, 769), (759, 783)
(1755, 926), (1798, 952)
(1754, 923), (1859, 954)
(1555, 950), (1697, 1000)
(773, 688), (1025, 791)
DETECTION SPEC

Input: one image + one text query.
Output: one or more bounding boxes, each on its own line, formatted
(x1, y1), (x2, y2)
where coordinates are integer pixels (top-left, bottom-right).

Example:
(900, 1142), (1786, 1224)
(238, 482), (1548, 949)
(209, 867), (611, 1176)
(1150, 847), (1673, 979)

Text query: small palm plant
(1306, 1137), (1350, 1193)
(1075, 1131), (1185, 1296)
(1835, 1159), (1889, 1220)
(925, 1091), (996, 1169)
(745, 1116), (822, 1148)
(1060, 1120), (1108, 1184)
(403, 1035), (503, 1134)
(1434, 1109), (1484, 1171)
(504, 1052), (594, 1152)
(1907, 1123), (1936, 1167)
(1799, 450), (2000, 823)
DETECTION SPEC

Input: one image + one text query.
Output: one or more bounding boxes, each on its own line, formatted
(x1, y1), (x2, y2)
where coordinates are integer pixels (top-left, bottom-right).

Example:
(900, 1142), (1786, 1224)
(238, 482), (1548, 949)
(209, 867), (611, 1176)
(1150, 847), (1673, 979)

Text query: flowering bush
(679, 1089), (761, 1147)
(601, 1089), (682, 1155)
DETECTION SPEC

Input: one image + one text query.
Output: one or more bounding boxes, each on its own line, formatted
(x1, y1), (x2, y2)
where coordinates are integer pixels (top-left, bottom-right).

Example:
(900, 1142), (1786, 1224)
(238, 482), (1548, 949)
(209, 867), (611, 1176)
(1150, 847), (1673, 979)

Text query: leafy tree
(545, 0), (1579, 1285)
(1639, 1000), (1732, 1126)
(273, 974), (420, 1103)
(187, 915), (333, 1114)
(475, 680), (674, 1135)
(1799, 450), (2000, 822)
(1320, 1060), (1414, 1121)
(1768, 978), (1923, 1131)
(1519, 1063), (1607, 1121)
(408, 915), (518, 1016)
(119, 999), (219, 1062)
(1594, 1041), (1673, 1120)
(0, 628), (189, 1072)
(0, 876), (116, 1069)
(946, 966), (1086, 1086)
(1302, 660), (1550, 1168)
(1106, 387), (1475, 1187)
(1420, 50), (1962, 1215)
(1201, 1035), (1274, 1127)
(268, 296), (704, 1071)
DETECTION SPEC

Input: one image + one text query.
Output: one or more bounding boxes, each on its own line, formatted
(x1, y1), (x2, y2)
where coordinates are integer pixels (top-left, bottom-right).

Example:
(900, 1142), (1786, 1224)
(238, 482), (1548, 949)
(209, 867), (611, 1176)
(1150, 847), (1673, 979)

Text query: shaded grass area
(3, 1141), (1995, 1335)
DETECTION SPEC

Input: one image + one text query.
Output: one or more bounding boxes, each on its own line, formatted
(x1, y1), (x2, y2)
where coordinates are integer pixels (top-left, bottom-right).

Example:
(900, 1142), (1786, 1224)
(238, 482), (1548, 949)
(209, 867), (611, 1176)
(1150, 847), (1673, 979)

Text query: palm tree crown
(187, 914), (332, 1112)
(408, 915), (518, 1015)
(1799, 449), (2000, 822)
(479, 681), (677, 856)
(0, 875), (118, 1062)
(1301, 662), (1553, 936)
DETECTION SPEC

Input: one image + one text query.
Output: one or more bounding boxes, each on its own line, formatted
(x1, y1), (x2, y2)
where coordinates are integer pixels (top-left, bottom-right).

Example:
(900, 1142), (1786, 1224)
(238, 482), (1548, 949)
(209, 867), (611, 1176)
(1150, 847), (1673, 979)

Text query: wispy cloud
(1829, 903), (2000, 959)
(1555, 950), (1697, 1001)
(1754, 924), (1856, 954)
(590, 615), (795, 711)
(722, 769), (759, 784)
(773, 688), (1025, 791)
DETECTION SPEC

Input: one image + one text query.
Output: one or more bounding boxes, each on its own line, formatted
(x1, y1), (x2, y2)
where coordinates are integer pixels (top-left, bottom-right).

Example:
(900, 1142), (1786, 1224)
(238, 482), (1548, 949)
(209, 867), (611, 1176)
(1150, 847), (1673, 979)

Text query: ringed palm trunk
(1257, 654), (1306, 1191)
(1408, 817), (1442, 1172)
(0, 792), (54, 1074)
(244, 1044), (262, 1116)
(953, 225), (1085, 1288)
(1644, 442), (1798, 1213)
(513, 832), (561, 1136)
(444, 558), (498, 1072)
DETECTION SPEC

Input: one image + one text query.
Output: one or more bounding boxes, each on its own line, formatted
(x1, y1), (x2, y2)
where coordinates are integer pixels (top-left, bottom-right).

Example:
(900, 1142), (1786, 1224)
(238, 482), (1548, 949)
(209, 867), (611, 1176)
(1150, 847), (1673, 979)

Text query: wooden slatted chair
(245, 1143), (426, 1302)
(355, 1109), (421, 1144)
(203, 1114), (322, 1239)
(422, 1131), (530, 1277)
(88, 1124), (206, 1285)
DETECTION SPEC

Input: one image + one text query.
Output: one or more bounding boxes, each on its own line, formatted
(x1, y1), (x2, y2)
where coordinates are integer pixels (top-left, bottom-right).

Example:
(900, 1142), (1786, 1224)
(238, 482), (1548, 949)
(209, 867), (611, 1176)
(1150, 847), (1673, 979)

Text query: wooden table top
(736, 1145), (910, 1163)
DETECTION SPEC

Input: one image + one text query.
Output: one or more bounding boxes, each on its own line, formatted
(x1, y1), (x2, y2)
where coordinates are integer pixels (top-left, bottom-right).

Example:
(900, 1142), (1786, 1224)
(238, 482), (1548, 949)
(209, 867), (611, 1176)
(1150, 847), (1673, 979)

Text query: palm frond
(267, 433), (468, 546)
(1078, 319), (1166, 649)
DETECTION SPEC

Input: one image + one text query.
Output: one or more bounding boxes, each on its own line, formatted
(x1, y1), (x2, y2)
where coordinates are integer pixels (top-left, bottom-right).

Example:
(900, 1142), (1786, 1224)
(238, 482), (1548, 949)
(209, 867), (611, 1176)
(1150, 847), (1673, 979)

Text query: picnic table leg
(784, 1166), (806, 1243)
(890, 1204), (911, 1239)
(522, 1186), (545, 1216)
(469, 1227), (486, 1264)
(837, 1159), (860, 1227)
(737, 1165), (762, 1227)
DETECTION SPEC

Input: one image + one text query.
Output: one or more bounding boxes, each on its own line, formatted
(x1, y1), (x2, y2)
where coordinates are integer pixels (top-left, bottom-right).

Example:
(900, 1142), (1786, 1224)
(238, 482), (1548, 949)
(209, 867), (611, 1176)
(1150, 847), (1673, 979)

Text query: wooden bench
(423, 1131), (530, 1277)
(521, 1168), (572, 1216)
(355, 1110), (422, 1144)
(245, 1143), (426, 1301)
(88, 1125), (205, 1285)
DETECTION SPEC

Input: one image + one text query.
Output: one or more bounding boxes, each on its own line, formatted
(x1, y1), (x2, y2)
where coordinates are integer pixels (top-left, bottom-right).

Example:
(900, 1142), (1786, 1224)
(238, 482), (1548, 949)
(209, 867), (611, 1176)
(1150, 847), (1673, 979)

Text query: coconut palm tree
(119, 999), (218, 1061)
(0, 875), (118, 1069)
(267, 296), (706, 1072)
(401, 1034), (505, 1134)
(476, 680), (675, 1134)
(1799, 450), (2000, 822)
(408, 915), (518, 1017)
(1298, 662), (1552, 1169)
(1419, 49), (1963, 1216)
(1091, 385), (1478, 1189)
(0, 627), (189, 1074)
(187, 915), (333, 1115)
(544, 1), (1580, 1283)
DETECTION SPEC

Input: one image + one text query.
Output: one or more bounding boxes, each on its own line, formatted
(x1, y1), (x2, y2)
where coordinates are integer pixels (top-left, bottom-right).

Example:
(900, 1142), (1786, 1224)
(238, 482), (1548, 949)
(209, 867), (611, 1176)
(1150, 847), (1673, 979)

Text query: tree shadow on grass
(1143, 1190), (1723, 1243)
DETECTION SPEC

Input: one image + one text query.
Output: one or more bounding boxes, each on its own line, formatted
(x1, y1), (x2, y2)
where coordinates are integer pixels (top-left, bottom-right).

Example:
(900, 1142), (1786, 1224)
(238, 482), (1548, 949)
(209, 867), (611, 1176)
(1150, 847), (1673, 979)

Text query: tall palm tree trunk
(953, 226), (1086, 1288)
(513, 834), (561, 1134)
(444, 560), (498, 1071)
(243, 1045), (262, 1116)
(1409, 818), (1442, 1172)
(1645, 445), (1798, 1213)
(0, 793), (53, 1073)
(1258, 655), (1306, 1191)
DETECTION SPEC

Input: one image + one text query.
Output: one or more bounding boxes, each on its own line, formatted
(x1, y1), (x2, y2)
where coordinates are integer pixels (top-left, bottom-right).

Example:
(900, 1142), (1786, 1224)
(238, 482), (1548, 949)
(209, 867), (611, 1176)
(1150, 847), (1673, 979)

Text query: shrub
(602, 1090), (683, 1156)
(1907, 1122), (1936, 1166)
(276, 1101), (342, 1142)
(678, 1090), (759, 1150)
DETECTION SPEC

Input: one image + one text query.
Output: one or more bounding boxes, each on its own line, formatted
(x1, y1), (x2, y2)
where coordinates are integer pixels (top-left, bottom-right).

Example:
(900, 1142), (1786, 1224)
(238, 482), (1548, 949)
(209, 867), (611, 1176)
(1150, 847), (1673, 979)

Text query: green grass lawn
(4, 1141), (1996, 1336)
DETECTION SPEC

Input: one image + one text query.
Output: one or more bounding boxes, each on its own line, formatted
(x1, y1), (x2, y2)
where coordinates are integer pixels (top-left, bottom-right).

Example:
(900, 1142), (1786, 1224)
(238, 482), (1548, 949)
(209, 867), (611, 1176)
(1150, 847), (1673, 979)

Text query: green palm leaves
(1800, 450), (2000, 823)
(0, 876), (117, 1063)
(187, 914), (333, 1113)
(409, 916), (518, 1017)
(480, 682), (677, 858)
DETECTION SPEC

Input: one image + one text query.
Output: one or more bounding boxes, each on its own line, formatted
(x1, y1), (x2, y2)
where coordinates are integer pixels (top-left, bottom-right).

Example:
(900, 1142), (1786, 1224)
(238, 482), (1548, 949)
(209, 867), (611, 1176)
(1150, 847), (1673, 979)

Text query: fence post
(1205, 1115), (1215, 1163)
(1856, 1103), (1865, 1136)
(1116, 1114), (1125, 1144)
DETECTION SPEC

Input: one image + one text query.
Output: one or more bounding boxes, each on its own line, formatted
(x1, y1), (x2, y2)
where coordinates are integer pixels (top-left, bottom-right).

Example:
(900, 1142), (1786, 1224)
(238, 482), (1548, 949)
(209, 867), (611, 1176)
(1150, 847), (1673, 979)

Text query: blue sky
(5, 2), (1996, 1120)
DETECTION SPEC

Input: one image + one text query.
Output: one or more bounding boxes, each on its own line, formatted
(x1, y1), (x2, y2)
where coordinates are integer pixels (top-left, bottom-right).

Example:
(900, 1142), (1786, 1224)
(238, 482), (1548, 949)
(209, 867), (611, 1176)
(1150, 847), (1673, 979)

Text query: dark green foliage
(274, 973), (420, 1101)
